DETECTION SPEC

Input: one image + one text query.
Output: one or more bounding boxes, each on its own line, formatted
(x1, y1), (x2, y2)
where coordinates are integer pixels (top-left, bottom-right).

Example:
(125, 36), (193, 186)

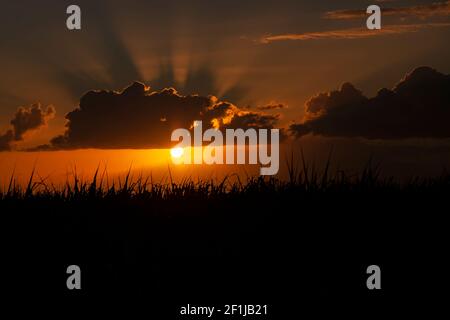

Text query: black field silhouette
(2, 160), (448, 314)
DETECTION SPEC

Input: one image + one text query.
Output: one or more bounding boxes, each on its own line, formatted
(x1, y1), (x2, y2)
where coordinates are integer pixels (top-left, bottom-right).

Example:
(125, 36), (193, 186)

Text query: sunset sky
(1, 0), (450, 182)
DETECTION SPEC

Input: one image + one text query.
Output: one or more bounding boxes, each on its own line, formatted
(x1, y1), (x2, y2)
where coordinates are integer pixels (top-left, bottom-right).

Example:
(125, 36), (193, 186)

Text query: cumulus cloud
(324, 1), (450, 20)
(290, 67), (450, 139)
(43, 82), (280, 150)
(260, 23), (450, 43)
(0, 104), (55, 151)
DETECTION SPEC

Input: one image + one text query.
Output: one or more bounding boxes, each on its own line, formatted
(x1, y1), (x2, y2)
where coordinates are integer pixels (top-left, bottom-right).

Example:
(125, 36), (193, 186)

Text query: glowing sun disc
(170, 147), (184, 159)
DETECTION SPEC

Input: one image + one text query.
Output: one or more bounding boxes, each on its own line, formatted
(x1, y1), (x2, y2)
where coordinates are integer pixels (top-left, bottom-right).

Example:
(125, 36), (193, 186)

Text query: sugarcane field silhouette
(2, 153), (448, 314)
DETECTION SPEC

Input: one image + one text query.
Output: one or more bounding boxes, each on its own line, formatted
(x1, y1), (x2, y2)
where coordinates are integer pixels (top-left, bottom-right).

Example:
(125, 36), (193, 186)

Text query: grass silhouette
(1, 156), (448, 306)
(2, 153), (450, 200)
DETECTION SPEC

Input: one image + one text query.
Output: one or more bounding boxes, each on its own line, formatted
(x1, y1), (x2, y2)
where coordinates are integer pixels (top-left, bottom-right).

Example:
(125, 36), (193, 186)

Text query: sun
(170, 147), (184, 159)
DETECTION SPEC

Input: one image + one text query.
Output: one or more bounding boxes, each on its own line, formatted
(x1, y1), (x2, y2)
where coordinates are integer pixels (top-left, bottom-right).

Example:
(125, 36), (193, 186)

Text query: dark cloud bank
(0, 104), (55, 151)
(39, 83), (280, 150)
(290, 67), (450, 140)
(4, 66), (448, 152)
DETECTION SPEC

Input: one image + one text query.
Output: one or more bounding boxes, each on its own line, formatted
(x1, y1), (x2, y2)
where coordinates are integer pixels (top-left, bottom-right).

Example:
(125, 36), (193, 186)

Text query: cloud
(290, 66), (450, 139)
(260, 23), (450, 43)
(0, 104), (55, 151)
(324, 1), (450, 20)
(43, 82), (280, 150)
(257, 103), (286, 111)
(204, 102), (280, 130)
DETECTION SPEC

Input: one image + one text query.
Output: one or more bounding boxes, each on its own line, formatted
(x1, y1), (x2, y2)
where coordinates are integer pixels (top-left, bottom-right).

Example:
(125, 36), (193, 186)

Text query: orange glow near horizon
(0, 149), (171, 187)
(0, 147), (265, 188)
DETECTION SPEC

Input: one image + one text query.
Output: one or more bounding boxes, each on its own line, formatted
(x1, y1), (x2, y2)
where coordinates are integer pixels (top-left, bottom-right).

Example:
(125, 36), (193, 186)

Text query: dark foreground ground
(1, 169), (448, 316)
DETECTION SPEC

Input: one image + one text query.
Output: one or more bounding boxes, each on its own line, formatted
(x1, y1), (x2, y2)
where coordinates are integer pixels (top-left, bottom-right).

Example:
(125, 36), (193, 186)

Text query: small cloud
(205, 102), (280, 130)
(260, 23), (450, 43)
(324, 1), (450, 20)
(0, 103), (55, 151)
(257, 103), (287, 111)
